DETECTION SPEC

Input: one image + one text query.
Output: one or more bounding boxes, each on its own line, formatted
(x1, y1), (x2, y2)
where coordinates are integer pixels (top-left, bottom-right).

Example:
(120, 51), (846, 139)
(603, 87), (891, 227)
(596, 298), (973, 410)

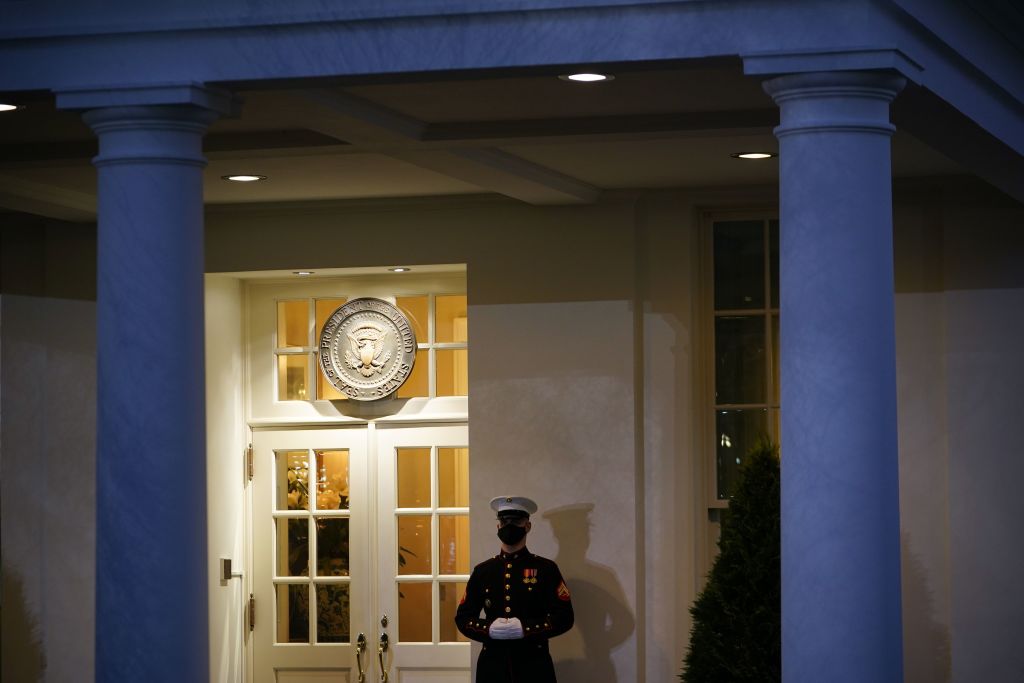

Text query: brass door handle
(378, 632), (390, 683)
(356, 634), (368, 679)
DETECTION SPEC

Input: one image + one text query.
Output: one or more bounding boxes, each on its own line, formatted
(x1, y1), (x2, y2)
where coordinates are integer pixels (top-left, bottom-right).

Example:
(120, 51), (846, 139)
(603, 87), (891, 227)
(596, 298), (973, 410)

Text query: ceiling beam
(422, 109), (779, 142)
(392, 146), (600, 205)
(293, 88), (600, 205)
(0, 174), (96, 221)
(298, 88), (426, 144)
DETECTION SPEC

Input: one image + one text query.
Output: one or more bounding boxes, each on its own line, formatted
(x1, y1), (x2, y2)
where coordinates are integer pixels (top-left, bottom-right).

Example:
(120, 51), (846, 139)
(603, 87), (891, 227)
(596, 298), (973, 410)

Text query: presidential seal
(318, 298), (417, 401)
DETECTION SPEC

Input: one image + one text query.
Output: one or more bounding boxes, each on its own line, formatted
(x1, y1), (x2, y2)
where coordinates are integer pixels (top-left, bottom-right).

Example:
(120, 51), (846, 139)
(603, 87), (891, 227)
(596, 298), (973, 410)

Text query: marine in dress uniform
(455, 496), (574, 683)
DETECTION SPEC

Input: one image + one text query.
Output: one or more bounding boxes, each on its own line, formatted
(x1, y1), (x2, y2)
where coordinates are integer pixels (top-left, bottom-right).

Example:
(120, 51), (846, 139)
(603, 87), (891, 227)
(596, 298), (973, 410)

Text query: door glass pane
(316, 518), (350, 577)
(395, 349), (428, 398)
(716, 409), (768, 499)
(438, 448), (469, 508)
(316, 584), (350, 643)
(397, 515), (432, 575)
(714, 220), (765, 309)
(436, 295), (468, 343)
(397, 448), (430, 508)
(277, 300), (309, 349)
(314, 450), (350, 511)
(278, 354), (309, 401)
(436, 349), (468, 396)
(277, 451), (310, 511)
(398, 582), (432, 642)
(439, 582), (469, 643)
(438, 515), (469, 575)
(278, 519), (309, 577)
(277, 584), (309, 643)
(396, 295), (428, 343)
(715, 316), (766, 404)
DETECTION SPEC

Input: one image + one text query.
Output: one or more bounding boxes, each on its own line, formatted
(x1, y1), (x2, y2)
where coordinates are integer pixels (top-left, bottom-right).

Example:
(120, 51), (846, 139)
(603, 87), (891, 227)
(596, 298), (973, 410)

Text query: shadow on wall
(901, 533), (951, 683)
(545, 503), (635, 683)
(1, 568), (44, 683)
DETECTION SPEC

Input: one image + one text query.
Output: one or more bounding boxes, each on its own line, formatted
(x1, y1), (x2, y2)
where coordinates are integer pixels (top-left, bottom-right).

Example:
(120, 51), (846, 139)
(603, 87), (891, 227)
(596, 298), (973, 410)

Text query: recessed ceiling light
(0, 104), (19, 112)
(222, 174), (267, 182)
(731, 152), (776, 160)
(559, 72), (614, 83)
(388, 267), (411, 273)
(293, 271), (314, 276)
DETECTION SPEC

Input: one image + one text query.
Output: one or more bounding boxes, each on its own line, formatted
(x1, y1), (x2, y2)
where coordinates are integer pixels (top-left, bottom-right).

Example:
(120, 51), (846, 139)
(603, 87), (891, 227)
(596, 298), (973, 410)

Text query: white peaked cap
(489, 495), (538, 517)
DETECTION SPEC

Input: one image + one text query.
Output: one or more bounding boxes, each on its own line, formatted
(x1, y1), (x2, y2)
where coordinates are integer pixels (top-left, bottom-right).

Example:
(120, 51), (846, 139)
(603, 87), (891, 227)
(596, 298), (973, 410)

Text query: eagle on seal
(344, 325), (392, 377)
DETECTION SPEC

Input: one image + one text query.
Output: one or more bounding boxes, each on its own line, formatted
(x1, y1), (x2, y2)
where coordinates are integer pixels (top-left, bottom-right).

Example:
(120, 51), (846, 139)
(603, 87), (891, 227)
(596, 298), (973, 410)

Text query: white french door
(375, 424), (472, 682)
(252, 424), (470, 683)
(252, 427), (371, 682)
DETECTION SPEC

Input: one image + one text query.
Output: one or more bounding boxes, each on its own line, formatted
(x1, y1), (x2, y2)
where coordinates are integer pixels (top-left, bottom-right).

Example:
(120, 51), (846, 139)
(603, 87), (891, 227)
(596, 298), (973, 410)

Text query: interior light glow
(0, 104), (19, 112)
(388, 267), (411, 273)
(222, 174), (266, 182)
(731, 152), (775, 160)
(293, 271), (314, 276)
(559, 72), (613, 83)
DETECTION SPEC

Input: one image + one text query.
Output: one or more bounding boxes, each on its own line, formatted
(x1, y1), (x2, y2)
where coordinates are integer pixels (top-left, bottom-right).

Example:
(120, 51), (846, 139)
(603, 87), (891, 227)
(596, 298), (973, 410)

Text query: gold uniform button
(505, 584), (510, 590)
(506, 564), (512, 569)
(505, 595), (511, 601)
(505, 573), (511, 579)
(505, 607), (511, 613)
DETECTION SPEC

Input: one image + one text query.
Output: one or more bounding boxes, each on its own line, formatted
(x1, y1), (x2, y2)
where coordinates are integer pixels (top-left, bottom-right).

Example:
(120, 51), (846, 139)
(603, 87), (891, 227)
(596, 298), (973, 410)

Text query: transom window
(275, 294), (468, 402)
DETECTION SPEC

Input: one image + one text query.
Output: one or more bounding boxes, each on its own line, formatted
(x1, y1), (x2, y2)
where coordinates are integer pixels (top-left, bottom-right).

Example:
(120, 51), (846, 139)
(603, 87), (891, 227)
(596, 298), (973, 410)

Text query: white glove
(488, 617), (524, 640)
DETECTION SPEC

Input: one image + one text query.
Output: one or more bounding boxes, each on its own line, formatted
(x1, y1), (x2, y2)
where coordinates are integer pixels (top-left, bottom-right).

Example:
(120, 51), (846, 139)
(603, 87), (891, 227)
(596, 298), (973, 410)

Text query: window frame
(700, 209), (780, 510)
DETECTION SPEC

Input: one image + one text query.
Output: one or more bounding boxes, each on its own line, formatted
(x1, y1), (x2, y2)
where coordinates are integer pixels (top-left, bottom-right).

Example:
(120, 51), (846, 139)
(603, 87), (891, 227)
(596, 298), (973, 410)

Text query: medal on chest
(523, 568), (538, 584)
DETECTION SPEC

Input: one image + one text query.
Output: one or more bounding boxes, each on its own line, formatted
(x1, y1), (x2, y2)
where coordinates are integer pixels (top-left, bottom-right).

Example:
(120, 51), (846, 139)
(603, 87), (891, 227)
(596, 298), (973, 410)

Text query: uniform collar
(498, 547), (531, 561)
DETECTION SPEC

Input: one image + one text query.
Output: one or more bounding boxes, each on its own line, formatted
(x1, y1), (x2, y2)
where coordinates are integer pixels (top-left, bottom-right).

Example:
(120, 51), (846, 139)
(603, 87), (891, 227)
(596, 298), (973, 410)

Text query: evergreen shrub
(681, 437), (781, 682)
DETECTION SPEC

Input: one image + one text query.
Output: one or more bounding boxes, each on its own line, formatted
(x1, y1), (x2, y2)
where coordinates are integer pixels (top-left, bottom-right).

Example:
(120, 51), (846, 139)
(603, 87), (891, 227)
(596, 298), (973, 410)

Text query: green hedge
(681, 437), (780, 682)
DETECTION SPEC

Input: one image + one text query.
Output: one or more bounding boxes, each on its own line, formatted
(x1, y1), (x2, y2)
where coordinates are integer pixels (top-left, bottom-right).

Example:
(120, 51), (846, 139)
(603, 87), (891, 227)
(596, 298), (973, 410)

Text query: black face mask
(497, 523), (527, 545)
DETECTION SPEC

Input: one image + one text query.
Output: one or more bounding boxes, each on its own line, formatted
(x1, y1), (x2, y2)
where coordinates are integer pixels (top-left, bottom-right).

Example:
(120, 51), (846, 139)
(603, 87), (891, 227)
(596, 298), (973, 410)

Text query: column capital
(61, 83), (237, 168)
(763, 70), (906, 138)
(81, 105), (217, 168)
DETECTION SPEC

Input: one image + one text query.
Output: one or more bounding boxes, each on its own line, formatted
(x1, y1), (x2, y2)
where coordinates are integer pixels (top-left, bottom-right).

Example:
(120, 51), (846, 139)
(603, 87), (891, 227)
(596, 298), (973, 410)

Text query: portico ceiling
(0, 61), (964, 222)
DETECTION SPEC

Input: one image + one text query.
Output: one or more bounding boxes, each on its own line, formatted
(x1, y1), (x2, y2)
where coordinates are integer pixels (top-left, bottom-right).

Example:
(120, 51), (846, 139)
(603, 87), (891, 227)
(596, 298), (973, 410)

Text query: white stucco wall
(894, 194), (1024, 683)
(0, 294), (96, 683)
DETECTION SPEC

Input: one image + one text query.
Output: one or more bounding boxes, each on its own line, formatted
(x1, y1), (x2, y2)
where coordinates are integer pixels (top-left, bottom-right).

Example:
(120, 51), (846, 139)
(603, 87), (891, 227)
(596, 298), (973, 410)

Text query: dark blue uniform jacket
(455, 548), (574, 683)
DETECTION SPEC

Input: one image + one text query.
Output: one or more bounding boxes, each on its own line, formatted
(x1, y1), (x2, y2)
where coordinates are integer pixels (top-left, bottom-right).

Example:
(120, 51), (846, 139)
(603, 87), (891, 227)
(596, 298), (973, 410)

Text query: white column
(77, 98), (222, 682)
(763, 71), (905, 683)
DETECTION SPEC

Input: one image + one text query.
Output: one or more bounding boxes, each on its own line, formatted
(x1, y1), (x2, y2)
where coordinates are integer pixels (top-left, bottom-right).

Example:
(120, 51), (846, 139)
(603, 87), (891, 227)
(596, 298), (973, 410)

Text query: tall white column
(764, 71), (905, 683)
(79, 100), (220, 682)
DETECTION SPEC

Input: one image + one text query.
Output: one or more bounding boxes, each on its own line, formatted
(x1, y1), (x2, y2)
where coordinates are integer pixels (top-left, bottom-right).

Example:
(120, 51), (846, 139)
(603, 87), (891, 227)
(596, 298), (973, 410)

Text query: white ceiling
(0, 61), (965, 221)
